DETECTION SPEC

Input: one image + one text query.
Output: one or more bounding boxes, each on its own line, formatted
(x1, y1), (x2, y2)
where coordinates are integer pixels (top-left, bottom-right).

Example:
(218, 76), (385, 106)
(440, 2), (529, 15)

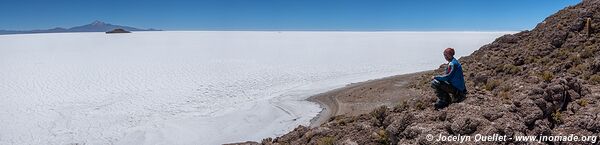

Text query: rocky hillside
(253, 0), (600, 144)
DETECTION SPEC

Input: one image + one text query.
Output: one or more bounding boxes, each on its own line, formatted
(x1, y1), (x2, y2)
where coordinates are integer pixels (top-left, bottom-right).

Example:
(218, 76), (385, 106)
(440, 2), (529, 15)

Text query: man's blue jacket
(434, 58), (467, 93)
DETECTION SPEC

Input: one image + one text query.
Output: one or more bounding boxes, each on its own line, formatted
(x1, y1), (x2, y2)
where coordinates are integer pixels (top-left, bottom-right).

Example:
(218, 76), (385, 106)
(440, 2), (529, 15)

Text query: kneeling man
(431, 48), (467, 109)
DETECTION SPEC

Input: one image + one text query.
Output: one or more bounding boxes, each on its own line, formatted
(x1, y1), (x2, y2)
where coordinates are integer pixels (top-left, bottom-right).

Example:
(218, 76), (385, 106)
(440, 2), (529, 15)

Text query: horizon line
(0, 30), (520, 36)
(155, 30), (521, 33)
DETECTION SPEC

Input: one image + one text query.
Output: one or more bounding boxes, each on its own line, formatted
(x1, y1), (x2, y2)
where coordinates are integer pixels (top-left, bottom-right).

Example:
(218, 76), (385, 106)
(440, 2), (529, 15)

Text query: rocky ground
(234, 0), (600, 144)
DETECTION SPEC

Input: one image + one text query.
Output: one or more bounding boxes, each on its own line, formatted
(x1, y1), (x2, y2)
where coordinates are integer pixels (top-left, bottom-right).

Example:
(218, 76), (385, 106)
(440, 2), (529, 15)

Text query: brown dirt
(308, 71), (431, 128)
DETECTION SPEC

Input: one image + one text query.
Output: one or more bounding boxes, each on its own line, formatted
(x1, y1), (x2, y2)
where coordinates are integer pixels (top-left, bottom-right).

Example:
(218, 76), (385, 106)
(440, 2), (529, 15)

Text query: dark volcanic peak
(67, 21), (154, 32)
(0, 21), (160, 35)
(257, 0), (600, 144)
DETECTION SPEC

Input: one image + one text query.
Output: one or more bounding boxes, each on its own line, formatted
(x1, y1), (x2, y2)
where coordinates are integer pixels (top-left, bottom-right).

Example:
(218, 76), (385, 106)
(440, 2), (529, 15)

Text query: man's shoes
(434, 101), (449, 110)
(452, 93), (466, 103)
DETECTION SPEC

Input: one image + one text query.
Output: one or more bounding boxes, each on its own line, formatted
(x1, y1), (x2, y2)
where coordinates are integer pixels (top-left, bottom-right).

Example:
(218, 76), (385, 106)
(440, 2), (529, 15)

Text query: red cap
(444, 48), (455, 56)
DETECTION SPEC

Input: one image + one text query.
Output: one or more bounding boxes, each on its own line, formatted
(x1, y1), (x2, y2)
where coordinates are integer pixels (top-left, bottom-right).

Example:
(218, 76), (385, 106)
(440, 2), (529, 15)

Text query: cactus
(585, 18), (592, 36)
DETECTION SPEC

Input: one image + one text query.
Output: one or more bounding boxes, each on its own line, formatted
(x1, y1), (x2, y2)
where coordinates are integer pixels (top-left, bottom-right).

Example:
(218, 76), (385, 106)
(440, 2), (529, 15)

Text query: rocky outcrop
(256, 0), (600, 144)
(105, 28), (131, 34)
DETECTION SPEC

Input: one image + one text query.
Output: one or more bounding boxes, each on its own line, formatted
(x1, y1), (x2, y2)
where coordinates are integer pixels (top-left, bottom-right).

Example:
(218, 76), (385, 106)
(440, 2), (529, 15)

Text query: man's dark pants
(431, 79), (465, 108)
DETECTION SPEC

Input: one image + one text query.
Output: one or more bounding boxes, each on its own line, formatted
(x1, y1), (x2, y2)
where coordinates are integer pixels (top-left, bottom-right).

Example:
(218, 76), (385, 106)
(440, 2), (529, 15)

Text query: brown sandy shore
(227, 71), (432, 145)
(307, 71), (432, 128)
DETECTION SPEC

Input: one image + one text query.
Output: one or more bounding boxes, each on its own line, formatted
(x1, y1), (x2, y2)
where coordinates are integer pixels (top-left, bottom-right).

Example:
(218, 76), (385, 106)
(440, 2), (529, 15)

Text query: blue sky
(0, 0), (581, 31)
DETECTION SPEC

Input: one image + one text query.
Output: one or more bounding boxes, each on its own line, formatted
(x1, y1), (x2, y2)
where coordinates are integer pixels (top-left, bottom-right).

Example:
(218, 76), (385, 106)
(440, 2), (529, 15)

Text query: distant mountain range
(0, 21), (160, 35)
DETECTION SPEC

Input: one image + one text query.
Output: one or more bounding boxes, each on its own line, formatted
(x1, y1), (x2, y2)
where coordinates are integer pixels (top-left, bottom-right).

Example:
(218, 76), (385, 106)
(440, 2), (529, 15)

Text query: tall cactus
(586, 18), (592, 37)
